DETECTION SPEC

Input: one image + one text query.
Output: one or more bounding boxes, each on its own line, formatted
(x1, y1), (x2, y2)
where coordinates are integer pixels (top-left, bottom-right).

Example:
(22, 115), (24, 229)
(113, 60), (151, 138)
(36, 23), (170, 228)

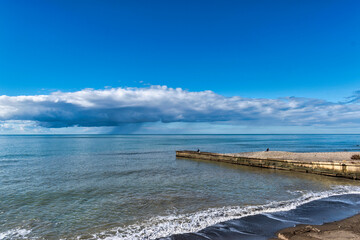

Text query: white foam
(0, 228), (31, 240)
(87, 185), (360, 240)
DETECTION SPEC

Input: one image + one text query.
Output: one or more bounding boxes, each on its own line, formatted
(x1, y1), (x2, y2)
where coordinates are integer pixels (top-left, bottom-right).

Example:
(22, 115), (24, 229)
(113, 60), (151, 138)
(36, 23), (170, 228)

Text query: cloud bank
(0, 86), (360, 131)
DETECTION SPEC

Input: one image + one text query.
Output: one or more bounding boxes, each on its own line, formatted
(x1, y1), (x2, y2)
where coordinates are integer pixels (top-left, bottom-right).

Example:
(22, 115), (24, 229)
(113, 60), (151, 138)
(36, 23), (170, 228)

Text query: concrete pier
(176, 151), (360, 180)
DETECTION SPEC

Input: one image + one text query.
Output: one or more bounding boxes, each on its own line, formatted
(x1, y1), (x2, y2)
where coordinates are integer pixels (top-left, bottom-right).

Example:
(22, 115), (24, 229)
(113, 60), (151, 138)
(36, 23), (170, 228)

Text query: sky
(0, 0), (359, 134)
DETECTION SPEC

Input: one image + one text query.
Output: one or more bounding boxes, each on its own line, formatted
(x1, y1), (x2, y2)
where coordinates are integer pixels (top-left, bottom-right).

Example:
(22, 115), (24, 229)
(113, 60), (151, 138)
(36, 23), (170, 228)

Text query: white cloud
(0, 86), (359, 132)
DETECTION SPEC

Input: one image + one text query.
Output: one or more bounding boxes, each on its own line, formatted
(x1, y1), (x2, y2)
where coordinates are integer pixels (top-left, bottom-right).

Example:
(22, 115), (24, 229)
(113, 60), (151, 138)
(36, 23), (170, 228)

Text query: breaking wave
(0, 228), (31, 240)
(84, 185), (360, 240)
(3, 186), (360, 240)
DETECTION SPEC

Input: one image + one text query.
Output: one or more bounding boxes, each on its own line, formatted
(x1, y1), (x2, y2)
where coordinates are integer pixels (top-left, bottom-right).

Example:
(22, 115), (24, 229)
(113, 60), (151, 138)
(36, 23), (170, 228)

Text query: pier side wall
(176, 151), (360, 180)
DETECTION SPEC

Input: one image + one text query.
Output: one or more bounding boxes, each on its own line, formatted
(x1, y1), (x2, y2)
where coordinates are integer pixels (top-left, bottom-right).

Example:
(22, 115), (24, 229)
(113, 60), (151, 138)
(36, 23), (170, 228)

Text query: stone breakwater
(176, 151), (360, 180)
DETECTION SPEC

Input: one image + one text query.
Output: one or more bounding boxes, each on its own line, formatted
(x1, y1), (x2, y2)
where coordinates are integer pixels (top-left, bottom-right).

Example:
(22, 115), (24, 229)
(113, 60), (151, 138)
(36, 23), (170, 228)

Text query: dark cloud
(0, 86), (360, 128)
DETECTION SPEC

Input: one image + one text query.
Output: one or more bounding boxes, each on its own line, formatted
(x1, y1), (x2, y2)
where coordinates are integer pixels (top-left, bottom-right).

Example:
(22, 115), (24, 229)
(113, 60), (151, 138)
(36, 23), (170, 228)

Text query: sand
(232, 151), (360, 162)
(271, 214), (360, 240)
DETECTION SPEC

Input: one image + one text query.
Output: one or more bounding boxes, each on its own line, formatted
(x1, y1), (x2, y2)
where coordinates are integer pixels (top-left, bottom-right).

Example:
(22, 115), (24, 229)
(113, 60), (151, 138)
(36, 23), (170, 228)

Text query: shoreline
(168, 192), (360, 240)
(271, 213), (360, 240)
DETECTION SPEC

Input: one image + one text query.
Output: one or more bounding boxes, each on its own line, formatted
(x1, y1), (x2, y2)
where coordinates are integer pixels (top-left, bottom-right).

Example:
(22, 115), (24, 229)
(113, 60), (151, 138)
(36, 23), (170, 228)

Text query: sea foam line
(88, 185), (360, 240)
(0, 228), (31, 240)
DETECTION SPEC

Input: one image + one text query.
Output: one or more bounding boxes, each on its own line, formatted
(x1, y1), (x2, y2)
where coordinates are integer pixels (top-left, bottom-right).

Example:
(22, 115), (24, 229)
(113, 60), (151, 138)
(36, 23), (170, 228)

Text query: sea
(1, 134), (360, 240)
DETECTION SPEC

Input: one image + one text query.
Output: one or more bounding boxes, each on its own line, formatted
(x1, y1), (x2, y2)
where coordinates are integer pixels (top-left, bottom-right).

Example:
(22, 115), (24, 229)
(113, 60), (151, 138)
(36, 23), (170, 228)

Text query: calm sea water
(1, 134), (360, 239)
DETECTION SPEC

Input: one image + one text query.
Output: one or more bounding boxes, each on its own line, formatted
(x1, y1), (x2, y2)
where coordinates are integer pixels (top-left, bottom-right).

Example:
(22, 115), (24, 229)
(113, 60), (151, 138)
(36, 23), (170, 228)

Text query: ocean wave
(87, 185), (360, 240)
(0, 228), (31, 240)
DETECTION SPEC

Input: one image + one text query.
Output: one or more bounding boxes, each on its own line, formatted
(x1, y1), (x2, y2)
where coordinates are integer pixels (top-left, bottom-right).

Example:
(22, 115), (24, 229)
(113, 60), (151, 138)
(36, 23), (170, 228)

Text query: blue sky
(0, 0), (360, 133)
